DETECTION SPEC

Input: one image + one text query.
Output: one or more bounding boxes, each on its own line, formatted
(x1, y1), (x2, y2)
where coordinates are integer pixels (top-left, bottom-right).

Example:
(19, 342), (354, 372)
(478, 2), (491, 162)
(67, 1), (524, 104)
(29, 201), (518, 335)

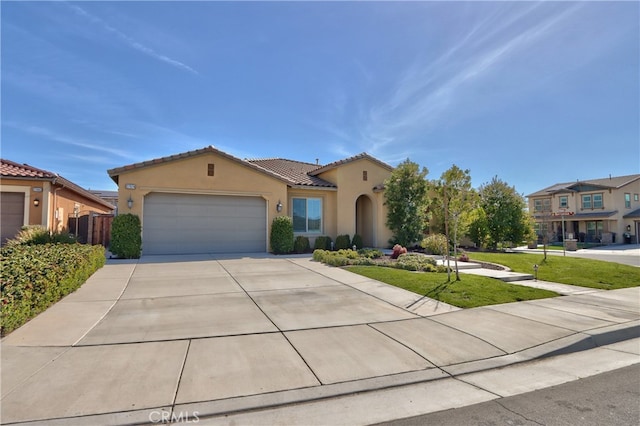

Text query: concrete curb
(9, 321), (637, 426)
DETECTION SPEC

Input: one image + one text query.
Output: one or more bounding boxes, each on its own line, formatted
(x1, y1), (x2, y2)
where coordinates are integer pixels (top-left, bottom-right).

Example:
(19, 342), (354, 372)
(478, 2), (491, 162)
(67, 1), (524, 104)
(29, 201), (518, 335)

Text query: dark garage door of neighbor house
(142, 193), (267, 255)
(1, 192), (25, 244)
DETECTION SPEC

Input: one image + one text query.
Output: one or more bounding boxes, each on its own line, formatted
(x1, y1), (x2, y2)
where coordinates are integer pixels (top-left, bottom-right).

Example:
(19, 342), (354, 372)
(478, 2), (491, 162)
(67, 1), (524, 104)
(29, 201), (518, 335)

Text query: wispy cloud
(64, 2), (198, 75)
(349, 3), (584, 158)
(6, 122), (131, 158)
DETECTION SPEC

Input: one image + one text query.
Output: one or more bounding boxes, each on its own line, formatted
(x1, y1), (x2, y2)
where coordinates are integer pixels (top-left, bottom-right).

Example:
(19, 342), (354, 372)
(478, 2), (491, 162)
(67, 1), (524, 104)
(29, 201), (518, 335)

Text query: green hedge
(312, 249), (376, 267)
(312, 249), (447, 272)
(110, 214), (142, 259)
(313, 236), (332, 250)
(1, 243), (106, 336)
(294, 236), (311, 254)
(352, 234), (364, 250)
(335, 234), (351, 250)
(270, 216), (294, 254)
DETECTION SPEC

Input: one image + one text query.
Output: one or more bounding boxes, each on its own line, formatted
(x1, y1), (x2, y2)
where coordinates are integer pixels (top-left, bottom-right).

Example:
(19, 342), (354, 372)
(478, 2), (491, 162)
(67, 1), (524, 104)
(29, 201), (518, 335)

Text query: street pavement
(374, 363), (640, 426)
(1, 254), (638, 425)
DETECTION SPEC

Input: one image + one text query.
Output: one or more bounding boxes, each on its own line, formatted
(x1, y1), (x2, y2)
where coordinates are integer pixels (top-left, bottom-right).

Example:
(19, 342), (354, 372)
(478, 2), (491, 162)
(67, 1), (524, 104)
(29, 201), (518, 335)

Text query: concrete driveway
(1, 254), (638, 424)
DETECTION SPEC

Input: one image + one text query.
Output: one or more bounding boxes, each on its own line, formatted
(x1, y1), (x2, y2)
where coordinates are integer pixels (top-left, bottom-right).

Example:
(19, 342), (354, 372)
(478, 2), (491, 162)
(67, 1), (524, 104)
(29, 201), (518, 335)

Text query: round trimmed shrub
(270, 216), (294, 254)
(352, 234), (363, 249)
(335, 234), (351, 250)
(314, 236), (332, 250)
(110, 214), (142, 259)
(294, 236), (310, 254)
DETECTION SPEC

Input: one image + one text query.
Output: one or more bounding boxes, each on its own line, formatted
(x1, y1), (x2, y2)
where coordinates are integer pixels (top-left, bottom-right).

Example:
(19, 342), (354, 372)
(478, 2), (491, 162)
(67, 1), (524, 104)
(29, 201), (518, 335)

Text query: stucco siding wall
(318, 159), (392, 247)
(115, 153), (289, 240)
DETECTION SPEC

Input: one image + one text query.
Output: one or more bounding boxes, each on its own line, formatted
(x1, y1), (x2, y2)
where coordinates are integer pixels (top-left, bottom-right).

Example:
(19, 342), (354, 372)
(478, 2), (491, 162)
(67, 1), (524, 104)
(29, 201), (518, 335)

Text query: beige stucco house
(527, 174), (640, 245)
(1, 159), (115, 244)
(107, 146), (394, 255)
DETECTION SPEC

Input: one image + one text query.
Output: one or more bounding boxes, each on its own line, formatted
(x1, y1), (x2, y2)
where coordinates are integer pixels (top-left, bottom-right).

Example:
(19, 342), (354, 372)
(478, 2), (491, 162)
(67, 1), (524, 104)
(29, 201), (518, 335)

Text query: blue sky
(2, 1), (638, 196)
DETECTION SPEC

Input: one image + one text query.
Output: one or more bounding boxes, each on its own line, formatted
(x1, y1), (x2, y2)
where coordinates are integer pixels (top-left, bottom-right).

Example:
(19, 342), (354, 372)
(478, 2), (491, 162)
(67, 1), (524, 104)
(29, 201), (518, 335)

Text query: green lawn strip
(540, 243), (600, 251)
(468, 252), (639, 290)
(345, 266), (558, 309)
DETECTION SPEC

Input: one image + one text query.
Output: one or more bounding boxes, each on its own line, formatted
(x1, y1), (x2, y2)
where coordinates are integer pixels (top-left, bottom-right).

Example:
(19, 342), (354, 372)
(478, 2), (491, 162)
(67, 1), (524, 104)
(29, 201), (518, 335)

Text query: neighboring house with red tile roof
(1, 159), (115, 244)
(107, 146), (394, 255)
(527, 174), (640, 245)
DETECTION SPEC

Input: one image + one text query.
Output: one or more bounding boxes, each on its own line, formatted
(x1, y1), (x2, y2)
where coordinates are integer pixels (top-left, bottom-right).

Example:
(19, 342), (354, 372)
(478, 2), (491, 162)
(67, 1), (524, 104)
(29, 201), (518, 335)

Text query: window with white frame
(593, 193), (603, 208)
(582, 193), (603, 209)
(292, 197), (322, 233)
(625, 193), (631, 208)
(559, 196), (568, 208)
(534, 198), (551, 212)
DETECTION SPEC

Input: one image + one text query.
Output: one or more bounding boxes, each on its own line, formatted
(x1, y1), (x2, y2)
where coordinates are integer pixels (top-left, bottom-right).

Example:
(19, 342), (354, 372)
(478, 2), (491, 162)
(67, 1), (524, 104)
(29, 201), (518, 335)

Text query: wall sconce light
(33, 198), (40, 207)
(627, 225), (631, 232)
(276, 200), (283, 212)
(127, 196), (134, 209)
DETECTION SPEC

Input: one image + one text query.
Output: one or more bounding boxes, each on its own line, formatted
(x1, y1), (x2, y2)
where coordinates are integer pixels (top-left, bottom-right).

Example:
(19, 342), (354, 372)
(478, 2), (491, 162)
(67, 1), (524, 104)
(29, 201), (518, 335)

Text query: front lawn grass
(346, 266), (558, 309)
(468, 252), (639, 290)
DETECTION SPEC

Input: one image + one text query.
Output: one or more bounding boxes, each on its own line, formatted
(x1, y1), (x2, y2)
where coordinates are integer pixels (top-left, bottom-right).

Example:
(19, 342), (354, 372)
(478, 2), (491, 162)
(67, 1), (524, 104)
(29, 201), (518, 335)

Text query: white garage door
(1, 192), (25, 244)
(143, 193), (266, 255)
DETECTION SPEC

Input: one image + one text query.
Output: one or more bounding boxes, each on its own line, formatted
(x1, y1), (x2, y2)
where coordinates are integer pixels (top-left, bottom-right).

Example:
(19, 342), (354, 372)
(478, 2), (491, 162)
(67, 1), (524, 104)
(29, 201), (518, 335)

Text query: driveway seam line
(524, 300), (634, 323)
(483, 306), (595, 333)
(278, 332), (324, 386)
(416, 314), (510, 355)
(216, 260), (324, 386)
(365, 323), (440, 368)
(170, 339), (192, 416)
(286, 259), (426, 316)
(0, 347), (73, 401)
(491, 304), (620, 329)
(71, 261), (138, 346)
(215, 261), (282, 332)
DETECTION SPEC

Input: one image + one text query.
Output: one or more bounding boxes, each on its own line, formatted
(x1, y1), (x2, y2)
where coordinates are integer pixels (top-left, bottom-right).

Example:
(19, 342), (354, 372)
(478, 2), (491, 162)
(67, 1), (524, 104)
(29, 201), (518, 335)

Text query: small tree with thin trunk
(434, 165), (477, 281)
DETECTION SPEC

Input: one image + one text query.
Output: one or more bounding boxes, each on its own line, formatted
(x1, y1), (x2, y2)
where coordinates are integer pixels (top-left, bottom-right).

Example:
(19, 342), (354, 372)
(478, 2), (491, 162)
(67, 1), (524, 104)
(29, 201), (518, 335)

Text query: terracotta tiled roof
(1, 159), (115, 210)
(527, 174), (640, 197)
(246, 158), (336, 187)
(309, 152), (393, 176)
(0, 159), (56, 179)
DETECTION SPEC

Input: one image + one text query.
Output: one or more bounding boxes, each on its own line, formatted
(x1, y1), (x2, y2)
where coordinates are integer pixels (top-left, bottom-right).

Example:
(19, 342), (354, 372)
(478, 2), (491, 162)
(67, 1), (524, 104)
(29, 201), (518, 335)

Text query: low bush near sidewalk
(0, 243), (106, 336)
(312, 249), (448, 272)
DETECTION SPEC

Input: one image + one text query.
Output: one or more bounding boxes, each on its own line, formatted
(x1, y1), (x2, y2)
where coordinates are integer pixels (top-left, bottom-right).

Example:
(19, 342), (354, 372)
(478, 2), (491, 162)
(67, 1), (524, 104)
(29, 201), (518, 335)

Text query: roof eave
(309, 153), (394, 176)
(107, 146), (293, 186)
(289, 184), (337, 191)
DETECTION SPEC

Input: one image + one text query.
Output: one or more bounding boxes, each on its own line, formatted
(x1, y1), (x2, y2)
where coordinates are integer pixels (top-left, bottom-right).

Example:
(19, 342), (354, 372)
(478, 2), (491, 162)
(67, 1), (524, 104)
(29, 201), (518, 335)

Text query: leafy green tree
(479, 176), (529, 249)
(434, 165), (478, 280)
(467, 207), (489, 248)
(384, 159), (429, 247)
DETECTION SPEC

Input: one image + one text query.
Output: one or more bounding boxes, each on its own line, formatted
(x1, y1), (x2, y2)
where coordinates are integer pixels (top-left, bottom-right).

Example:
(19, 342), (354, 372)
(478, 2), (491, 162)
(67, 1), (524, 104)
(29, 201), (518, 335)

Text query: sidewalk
(458, 265), (601, 295)
(1, 256), (638, 425)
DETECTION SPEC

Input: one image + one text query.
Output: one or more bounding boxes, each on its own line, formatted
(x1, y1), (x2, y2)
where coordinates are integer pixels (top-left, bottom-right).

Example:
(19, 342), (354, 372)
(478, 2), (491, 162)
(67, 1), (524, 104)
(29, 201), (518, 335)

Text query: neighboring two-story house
(527, 174), (640, 244)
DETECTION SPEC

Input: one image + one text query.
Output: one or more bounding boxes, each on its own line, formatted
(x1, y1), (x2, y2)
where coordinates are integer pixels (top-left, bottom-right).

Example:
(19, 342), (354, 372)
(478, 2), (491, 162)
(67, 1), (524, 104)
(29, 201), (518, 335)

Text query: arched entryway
(355, 195), (374, 247)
